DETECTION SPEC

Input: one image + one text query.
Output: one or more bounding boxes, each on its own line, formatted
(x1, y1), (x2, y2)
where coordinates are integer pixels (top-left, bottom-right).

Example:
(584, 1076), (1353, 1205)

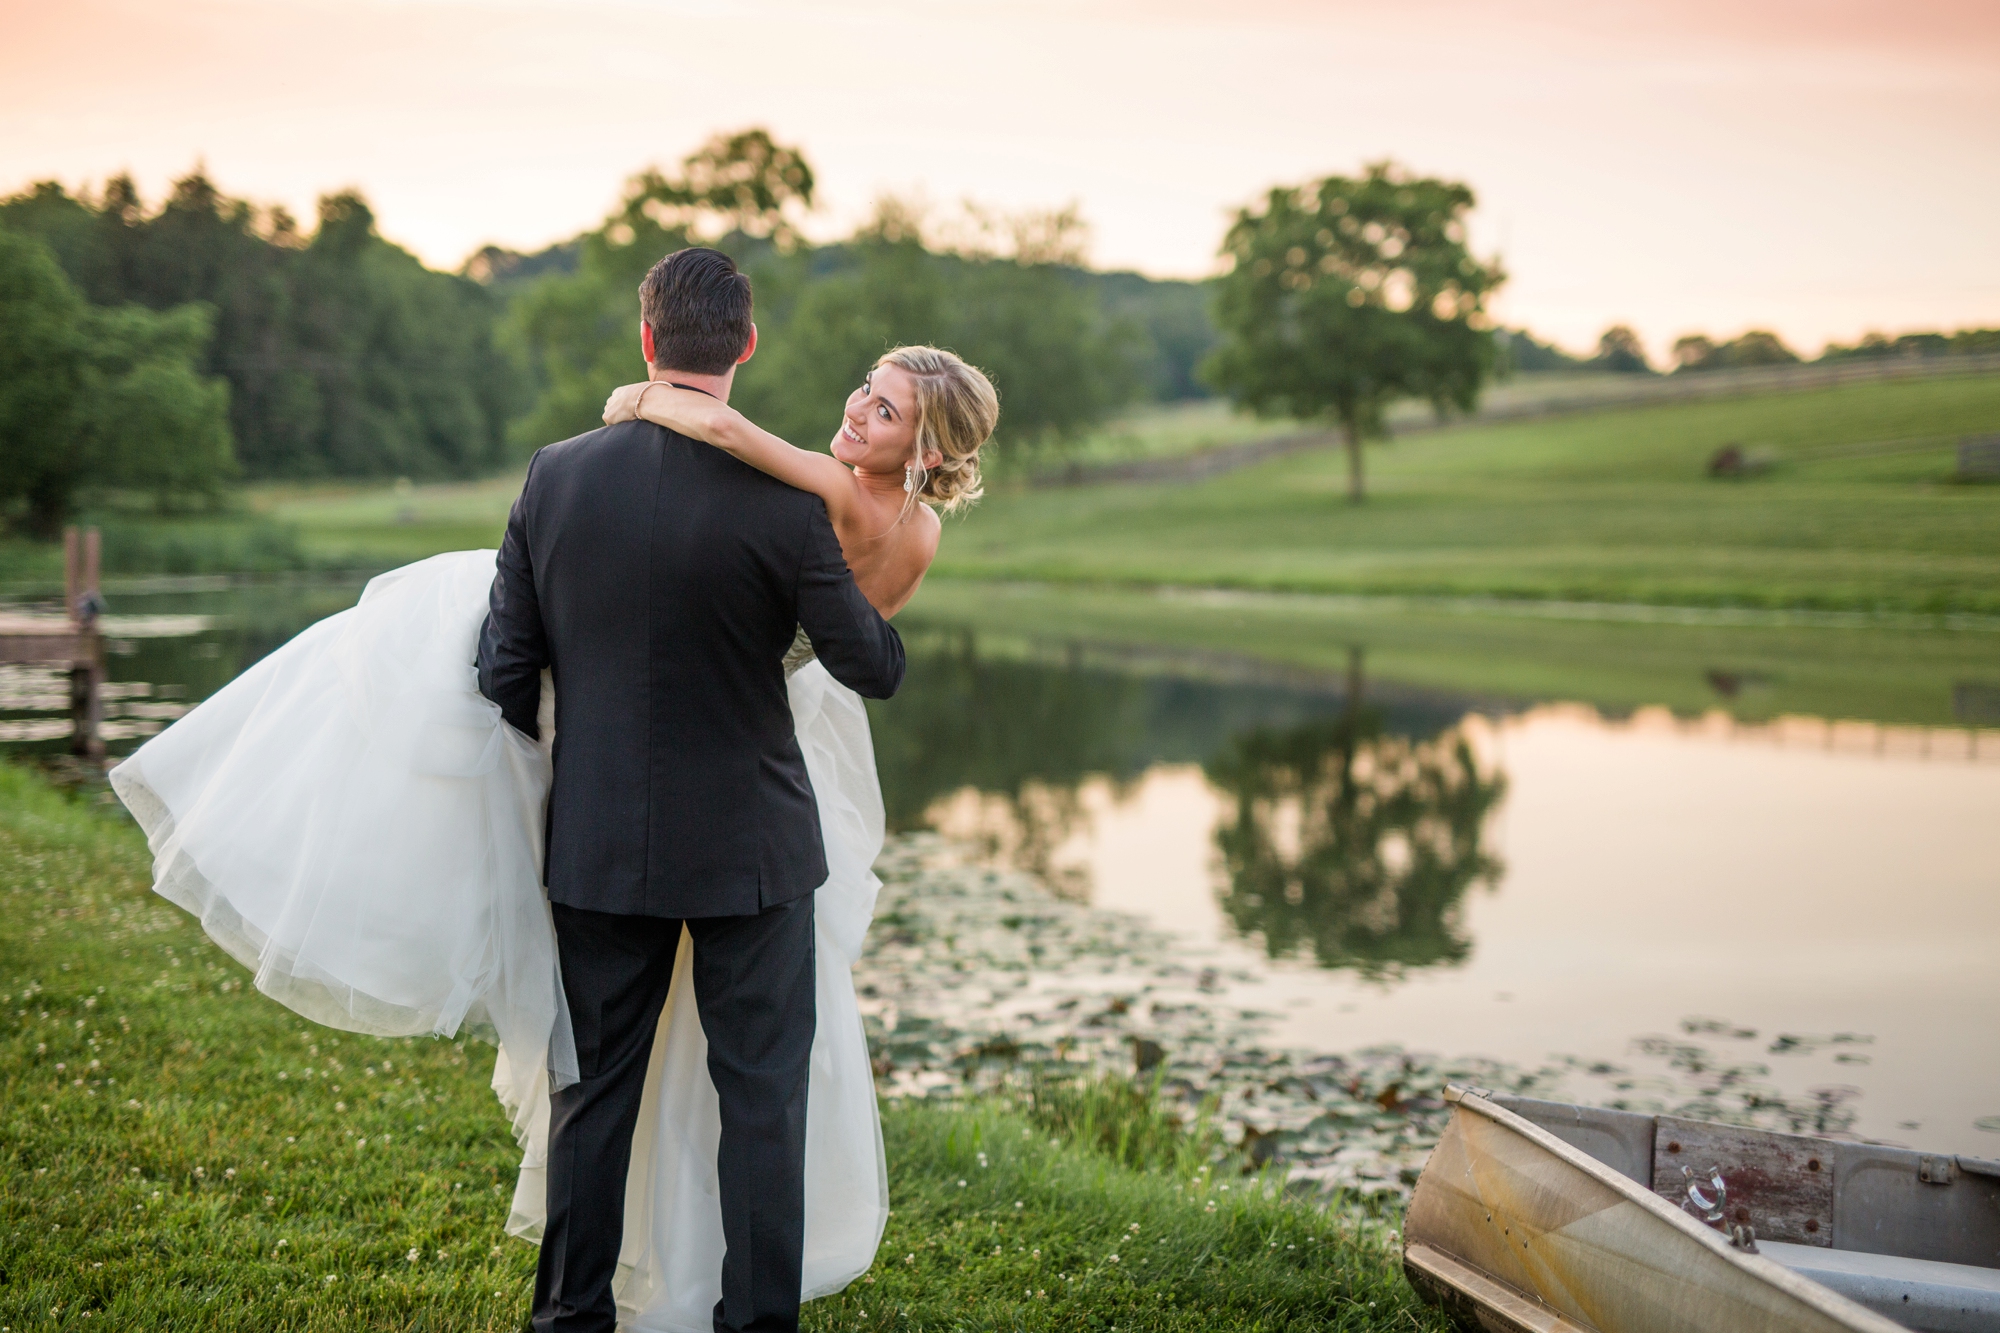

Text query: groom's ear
(641, 319), (658, 367)
(737, 324), (758, 366)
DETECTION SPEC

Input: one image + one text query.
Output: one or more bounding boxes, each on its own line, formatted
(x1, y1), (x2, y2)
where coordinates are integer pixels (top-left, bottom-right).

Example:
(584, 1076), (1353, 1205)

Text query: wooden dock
(0, 527), (106, 760)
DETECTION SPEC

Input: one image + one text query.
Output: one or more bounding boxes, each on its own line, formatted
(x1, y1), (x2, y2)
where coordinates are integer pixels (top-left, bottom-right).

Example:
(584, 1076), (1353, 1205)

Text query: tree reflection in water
(1206, 653), (1507, 978)
(868, 631), (1150, 899)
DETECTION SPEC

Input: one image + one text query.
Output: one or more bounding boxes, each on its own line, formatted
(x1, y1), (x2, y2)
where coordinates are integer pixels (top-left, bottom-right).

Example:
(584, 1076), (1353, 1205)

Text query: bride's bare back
(605, 348), (997, 618)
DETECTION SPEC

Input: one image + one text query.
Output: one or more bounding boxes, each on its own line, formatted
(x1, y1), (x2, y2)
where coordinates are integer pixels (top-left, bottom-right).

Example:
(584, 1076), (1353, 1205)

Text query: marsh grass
(0, 764), (1440, 1331)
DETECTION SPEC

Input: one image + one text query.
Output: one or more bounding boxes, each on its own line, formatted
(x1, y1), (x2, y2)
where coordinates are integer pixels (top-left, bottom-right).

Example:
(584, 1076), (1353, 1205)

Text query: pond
(5, 574), (1997, 1158)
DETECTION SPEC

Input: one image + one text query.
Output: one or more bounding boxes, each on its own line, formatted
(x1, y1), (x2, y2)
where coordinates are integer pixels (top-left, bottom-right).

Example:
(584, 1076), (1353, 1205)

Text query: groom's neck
(648, 364), (733, 403)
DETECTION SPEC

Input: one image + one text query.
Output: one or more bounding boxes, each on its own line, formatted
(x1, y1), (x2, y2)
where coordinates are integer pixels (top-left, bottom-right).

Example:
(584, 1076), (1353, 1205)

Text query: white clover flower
(406, 1248), (420, 1264)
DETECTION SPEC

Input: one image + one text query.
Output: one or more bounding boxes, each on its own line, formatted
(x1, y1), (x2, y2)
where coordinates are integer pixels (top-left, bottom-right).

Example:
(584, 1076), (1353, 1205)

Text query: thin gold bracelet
(633, 380), (662, 421)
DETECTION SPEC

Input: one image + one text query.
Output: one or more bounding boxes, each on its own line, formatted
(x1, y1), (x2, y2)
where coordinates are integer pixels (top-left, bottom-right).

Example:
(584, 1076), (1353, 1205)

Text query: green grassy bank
(934, 375), (2000, 615)
(900, 580), (2000, 730)
(0, 765), (1437, 1332)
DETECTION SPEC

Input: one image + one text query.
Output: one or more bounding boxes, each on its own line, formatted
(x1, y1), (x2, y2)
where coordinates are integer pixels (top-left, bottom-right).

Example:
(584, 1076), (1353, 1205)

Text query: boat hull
(1404, 1090), (1905, 1333)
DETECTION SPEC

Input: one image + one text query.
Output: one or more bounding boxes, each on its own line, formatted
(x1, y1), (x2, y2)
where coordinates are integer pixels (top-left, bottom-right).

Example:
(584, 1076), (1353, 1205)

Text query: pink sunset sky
(4, 0), (1996, 358)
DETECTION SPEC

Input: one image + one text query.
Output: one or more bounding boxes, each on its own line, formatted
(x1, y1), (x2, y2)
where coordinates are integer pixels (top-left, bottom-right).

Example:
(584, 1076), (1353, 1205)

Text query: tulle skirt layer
(110, 549), (888, 1328)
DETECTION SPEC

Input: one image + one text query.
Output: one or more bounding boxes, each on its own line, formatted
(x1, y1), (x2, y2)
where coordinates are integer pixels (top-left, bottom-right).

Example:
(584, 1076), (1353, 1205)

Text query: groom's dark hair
(638, 247), (754, 375)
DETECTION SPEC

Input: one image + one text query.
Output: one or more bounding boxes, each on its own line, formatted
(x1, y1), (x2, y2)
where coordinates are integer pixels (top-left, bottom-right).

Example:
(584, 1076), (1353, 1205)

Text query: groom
(478, 246), (906, 1333)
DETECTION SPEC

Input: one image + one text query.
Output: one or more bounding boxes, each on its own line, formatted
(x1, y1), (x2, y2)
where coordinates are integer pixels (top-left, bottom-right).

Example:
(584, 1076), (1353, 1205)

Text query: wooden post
(64, 526), (81, 625)
(69, 655), (104, 762)
(64, 525), (105, 762)
(82, 527), (101, 623)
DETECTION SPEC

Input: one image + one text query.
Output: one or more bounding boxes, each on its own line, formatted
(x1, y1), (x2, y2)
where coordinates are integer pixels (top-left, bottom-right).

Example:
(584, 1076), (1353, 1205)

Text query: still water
(5, 575), (1997, 1154)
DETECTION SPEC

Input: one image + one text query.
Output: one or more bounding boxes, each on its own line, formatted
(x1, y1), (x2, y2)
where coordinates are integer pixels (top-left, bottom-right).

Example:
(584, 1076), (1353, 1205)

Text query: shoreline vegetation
(1, 762), (1444, 1332)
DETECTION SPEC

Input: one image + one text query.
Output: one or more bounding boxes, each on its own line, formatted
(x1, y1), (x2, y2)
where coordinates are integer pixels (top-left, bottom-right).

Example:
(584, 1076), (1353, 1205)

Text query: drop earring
(903, 463), (916, 494)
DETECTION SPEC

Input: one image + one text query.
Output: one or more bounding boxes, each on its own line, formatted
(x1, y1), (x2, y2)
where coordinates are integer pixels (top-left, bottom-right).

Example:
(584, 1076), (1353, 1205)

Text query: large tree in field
(1206, 162), (1504, 502)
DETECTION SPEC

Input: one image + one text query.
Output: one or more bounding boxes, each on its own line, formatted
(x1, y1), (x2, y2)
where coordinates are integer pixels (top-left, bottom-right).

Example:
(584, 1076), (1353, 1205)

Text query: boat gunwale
(1420, 1085), (1909, 1333)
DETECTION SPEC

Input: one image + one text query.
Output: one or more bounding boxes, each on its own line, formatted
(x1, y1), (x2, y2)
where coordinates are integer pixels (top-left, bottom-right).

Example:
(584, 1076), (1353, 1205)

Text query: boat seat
(1761, 1240), (2000, 1333)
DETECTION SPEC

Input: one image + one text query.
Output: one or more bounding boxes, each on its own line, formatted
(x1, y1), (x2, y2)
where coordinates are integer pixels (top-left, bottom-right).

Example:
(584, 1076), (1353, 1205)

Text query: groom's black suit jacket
(477, 417), (904, 919)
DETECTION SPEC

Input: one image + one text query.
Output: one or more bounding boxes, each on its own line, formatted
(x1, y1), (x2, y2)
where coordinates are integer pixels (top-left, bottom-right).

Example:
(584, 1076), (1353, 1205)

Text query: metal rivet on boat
(1666, 1141), (1681, 1154)
(1804, 1219), (1819, 1233)
(1806, 1158), (1821, 1172)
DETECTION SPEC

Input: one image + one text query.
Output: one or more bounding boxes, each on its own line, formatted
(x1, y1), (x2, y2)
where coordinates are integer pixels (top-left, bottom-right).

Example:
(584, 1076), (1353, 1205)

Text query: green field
(7, 373), (1996, 617)
(1, 765), (1438, 1331)
(935, 375), (2000, 615)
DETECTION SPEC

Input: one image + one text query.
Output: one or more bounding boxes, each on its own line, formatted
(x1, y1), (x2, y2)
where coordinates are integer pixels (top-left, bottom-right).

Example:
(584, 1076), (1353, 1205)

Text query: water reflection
(1207, 662), (1506, 976)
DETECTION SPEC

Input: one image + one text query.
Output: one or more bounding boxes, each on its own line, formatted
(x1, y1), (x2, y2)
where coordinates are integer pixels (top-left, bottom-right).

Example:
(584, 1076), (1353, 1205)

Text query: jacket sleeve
(795, 497), (905, 700)
(477, 453), (549, 736)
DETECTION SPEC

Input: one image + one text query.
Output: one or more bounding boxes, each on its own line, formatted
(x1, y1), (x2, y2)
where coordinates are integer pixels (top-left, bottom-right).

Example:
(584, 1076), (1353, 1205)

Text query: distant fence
(1031, 351), (2000, 489)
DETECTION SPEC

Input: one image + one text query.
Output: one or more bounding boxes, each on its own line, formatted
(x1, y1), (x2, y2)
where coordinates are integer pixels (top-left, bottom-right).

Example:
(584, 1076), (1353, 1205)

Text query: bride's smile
(829, 366), (920, 472)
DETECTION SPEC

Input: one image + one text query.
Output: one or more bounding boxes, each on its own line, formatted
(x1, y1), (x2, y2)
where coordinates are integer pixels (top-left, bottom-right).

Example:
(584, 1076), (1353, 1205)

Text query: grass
(934, 375), (2000, 615)
(1006, 400), (1311, 477)
(900, 580), (2000, 729)
(0, 763), (1440, 1332)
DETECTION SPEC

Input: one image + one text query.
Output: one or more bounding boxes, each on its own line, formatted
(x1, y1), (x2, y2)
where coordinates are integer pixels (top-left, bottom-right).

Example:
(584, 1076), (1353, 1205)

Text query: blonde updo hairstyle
(880, 345), (998, 515)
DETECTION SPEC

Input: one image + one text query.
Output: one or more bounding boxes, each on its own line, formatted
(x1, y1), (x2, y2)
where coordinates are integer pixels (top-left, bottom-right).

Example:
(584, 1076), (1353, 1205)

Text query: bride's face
(832, 365), (921, 471)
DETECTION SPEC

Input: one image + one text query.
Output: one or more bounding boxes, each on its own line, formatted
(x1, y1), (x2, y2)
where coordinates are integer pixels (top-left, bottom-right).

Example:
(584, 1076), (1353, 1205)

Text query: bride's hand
(603, 382), (651, 426)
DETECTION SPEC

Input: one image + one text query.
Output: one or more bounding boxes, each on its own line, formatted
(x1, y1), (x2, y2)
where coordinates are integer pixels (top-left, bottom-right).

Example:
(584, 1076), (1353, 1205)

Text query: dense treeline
(7, 129), (1999, 537)
(0, 225), (234, 535)
(1506, 322), (2000, 377)
(494, 131), (1201, 469)
(1, 174), (518, 483)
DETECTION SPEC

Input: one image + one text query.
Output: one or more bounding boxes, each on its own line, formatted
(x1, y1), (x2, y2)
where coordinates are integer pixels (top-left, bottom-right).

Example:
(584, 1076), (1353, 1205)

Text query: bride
(110, 340), (998, 1332)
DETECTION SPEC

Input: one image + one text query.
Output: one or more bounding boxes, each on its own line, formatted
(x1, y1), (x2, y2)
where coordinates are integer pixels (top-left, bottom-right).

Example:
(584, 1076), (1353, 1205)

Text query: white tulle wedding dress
(110, 550), (889, 1332)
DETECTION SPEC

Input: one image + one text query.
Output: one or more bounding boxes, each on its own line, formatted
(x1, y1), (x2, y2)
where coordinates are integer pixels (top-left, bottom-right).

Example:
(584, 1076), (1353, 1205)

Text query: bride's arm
(603, 382), (858, 524)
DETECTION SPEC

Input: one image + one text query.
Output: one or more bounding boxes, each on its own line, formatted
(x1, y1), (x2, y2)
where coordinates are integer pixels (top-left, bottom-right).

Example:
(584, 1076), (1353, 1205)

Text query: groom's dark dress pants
(534, 897), (816, 1333)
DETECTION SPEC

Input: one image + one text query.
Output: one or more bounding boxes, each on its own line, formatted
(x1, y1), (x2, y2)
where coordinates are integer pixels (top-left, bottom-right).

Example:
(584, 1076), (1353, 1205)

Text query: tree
(1495, 327), (1587, 375)
(1205, 162), (1504, 502)
(0, 226), (87, 534)
(0, 225), (234, 535)
(1, 171), (514, 480)
(1590, 324), (1652, 373)
(503, 145), (1143, 462)
(1672, 329), (1800, 373)
(1671, 333), (1716, 372)
(501, 128), (817, 450)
